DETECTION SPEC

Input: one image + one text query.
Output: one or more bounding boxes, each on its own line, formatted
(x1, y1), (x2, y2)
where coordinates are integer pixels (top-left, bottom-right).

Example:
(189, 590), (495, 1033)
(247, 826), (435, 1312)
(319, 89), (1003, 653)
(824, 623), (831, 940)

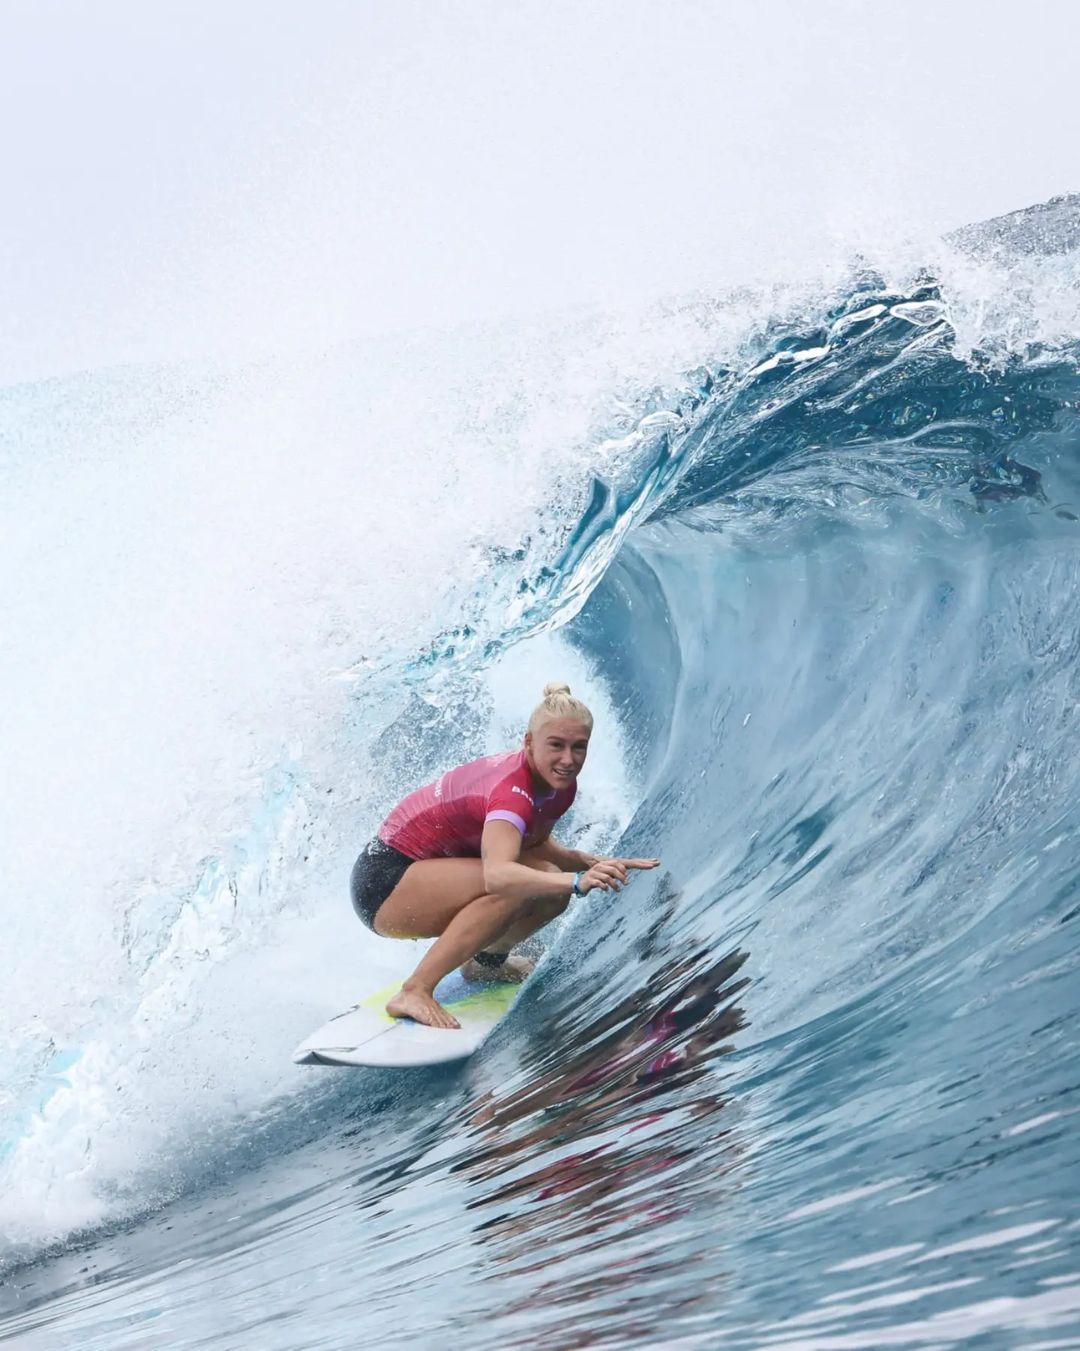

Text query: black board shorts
(350, 837), (415, 931)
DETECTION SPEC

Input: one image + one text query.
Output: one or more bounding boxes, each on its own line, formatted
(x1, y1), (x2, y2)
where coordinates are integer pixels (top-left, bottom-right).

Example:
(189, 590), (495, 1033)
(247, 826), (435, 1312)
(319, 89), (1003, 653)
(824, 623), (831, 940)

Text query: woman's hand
(577, 856), (660, 894)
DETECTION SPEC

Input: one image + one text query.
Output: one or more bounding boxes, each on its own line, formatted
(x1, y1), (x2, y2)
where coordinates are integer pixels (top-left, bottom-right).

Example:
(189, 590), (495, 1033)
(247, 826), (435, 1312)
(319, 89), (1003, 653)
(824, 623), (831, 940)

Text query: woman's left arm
(528, 834), (600, 871)
(530, 835), (660, 874)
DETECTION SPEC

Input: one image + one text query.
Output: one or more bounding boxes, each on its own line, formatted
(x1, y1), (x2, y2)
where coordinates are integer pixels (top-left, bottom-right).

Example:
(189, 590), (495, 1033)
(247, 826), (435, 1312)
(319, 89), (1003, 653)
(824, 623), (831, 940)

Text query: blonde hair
(527, 682), (594, 735)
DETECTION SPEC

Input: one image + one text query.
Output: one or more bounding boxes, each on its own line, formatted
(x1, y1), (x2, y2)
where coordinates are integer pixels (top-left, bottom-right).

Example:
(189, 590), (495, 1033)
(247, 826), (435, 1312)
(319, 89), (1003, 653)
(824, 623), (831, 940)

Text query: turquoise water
(2, 197), (1080, 1348)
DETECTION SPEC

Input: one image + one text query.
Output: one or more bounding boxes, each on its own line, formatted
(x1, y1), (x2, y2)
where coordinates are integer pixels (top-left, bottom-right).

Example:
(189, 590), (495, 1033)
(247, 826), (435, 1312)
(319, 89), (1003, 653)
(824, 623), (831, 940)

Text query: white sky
(1, 0), (1077, 385)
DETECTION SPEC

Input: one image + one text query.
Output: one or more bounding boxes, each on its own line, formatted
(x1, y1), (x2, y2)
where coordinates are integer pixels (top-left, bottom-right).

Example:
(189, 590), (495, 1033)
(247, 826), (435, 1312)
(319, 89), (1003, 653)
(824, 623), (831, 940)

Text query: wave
(2, 196), (1080, 1346)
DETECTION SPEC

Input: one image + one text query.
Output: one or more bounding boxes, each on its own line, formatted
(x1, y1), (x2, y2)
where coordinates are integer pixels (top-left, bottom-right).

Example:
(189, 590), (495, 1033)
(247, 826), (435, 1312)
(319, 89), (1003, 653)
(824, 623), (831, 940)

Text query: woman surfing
(351, 683), (659, 1029)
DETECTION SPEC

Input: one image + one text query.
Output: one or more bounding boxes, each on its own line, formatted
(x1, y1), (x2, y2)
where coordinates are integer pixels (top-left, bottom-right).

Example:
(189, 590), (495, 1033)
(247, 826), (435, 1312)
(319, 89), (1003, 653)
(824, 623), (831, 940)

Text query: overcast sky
(1, 0), (1076, 385)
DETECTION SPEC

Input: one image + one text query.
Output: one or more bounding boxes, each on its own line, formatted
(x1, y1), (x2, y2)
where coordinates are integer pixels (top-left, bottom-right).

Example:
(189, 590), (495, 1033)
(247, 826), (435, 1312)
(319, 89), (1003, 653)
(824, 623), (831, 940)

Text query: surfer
(350, 682), (659, 1029)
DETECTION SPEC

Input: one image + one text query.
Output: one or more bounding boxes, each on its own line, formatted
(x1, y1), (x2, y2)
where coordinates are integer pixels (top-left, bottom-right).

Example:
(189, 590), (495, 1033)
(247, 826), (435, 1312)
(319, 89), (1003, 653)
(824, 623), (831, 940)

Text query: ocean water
(2, 196), (1080, 1349)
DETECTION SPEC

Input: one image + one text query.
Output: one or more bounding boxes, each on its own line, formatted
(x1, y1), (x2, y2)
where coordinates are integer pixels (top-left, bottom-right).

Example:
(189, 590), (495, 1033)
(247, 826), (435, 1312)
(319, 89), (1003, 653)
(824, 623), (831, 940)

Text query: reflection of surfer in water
(350, 683), (659, 1029)
(458, 948), (751, 1278)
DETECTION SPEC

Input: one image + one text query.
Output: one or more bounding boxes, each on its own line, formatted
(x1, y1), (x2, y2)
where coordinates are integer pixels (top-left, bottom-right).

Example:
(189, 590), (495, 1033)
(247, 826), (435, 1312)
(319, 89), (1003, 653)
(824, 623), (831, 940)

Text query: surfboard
(292, 969), (523, 1068)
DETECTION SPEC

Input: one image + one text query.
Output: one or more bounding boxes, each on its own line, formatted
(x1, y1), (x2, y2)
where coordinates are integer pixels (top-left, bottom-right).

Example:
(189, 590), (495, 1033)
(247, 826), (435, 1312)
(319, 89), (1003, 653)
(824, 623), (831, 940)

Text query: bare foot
(460, 954), (535, 984)
(386, 985), (461, 1029)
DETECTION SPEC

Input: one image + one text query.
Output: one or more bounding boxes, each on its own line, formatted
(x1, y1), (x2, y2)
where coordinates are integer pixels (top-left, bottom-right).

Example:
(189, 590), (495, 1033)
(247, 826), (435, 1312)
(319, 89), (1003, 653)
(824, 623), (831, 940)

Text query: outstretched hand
(578, 855), (660, 894)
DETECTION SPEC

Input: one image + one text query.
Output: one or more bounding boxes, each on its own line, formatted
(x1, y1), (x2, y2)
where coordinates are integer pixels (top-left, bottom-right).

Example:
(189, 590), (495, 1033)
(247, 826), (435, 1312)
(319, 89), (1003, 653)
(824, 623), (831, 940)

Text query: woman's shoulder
(444, 748), (525, 791)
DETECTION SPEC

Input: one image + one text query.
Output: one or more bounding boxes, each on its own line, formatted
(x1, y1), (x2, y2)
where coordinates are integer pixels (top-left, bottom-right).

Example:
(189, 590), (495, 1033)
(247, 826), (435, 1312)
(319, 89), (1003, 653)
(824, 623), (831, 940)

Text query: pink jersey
(378, 749), (576, 860)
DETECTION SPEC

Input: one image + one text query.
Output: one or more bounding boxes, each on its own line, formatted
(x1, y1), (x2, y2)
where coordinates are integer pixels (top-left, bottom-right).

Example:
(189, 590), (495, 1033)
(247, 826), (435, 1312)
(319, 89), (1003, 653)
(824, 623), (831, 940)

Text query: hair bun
(528, 683), (593, 735)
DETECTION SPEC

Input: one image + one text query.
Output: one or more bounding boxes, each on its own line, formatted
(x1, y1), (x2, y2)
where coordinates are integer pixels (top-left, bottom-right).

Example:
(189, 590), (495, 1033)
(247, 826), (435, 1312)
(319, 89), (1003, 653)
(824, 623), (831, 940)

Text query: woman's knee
(528, 893), (570, 922)
(483, 890), (564, 924)
(472, 890), (535, 926)
(520, 853), (562, 876)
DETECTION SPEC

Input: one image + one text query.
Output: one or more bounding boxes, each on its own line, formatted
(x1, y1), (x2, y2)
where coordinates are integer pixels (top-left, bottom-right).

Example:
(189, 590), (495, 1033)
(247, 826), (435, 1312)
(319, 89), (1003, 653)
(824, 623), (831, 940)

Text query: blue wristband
(571, 872), (582, 896)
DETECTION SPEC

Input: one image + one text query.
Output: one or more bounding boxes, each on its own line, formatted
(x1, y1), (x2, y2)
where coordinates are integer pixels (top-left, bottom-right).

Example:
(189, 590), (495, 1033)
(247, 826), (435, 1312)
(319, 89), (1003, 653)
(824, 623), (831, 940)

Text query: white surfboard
(292, 969), (523, 1068)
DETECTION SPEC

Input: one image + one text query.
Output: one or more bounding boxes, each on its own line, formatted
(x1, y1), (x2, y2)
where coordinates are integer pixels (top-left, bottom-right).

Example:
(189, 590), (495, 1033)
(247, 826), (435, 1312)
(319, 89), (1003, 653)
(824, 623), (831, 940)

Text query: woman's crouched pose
(351, 683), (658, 1029)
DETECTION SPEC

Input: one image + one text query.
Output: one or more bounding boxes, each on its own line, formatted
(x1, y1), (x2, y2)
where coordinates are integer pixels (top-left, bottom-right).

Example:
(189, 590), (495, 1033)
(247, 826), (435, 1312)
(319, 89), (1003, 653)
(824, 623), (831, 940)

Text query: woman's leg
(469, 868), (565, 956)
(373, 852), (568, 1029)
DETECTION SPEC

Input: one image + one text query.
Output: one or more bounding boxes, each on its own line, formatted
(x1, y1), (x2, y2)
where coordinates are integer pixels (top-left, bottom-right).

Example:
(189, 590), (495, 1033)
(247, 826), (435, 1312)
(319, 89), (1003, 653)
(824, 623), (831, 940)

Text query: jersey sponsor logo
(510, 784), (534, 807)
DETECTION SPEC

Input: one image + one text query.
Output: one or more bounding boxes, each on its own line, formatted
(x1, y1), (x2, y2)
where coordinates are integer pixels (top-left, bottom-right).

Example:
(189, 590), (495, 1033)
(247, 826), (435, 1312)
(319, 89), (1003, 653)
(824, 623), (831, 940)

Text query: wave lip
(948, 190), (1080, 258)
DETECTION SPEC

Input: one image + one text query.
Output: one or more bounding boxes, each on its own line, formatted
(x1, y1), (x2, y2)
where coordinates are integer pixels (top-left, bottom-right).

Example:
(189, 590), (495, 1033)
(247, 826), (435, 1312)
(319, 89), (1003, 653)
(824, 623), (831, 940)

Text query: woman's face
(525, 717), (591, 792)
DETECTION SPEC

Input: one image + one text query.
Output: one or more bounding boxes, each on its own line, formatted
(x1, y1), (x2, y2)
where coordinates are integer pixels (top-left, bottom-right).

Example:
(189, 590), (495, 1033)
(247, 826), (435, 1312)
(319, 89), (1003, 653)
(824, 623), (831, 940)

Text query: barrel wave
(2, 197), (1080, 1348)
